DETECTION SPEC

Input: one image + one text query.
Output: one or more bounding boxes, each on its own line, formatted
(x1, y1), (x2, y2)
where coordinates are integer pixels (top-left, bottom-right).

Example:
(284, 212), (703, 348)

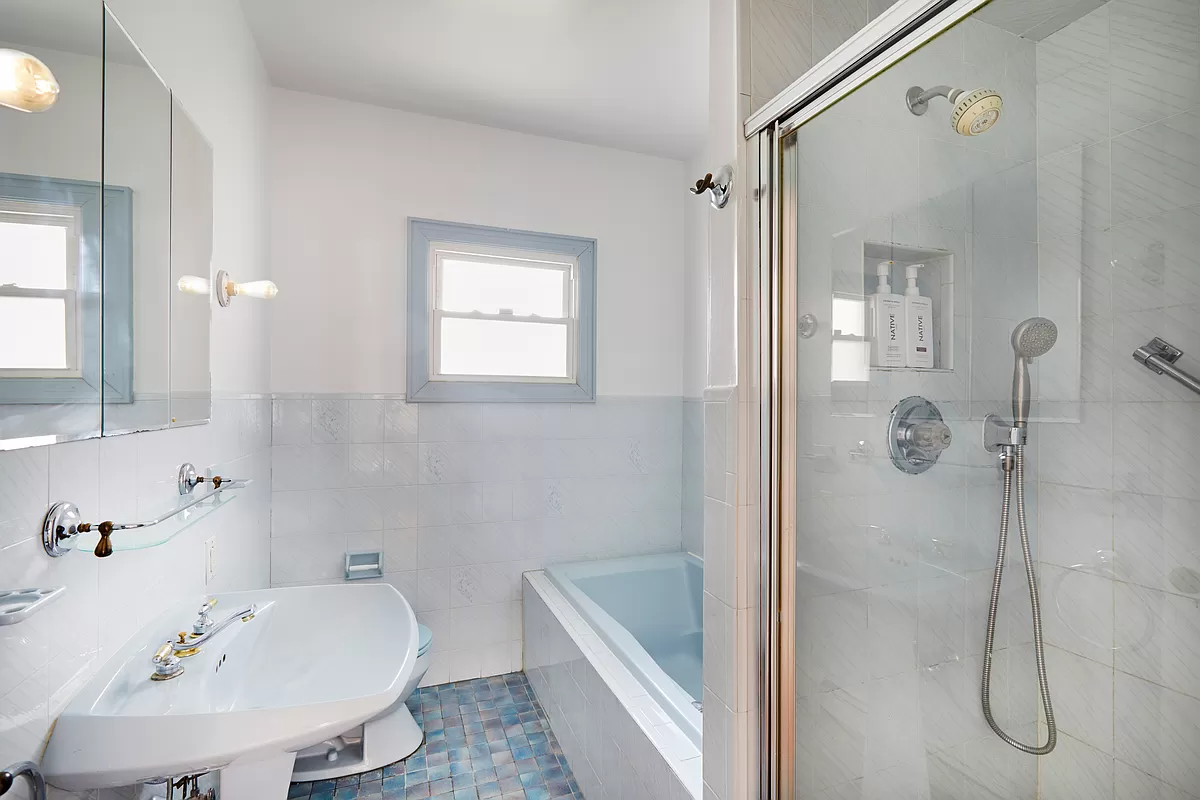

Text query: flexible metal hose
(980, 444), (1057, 755)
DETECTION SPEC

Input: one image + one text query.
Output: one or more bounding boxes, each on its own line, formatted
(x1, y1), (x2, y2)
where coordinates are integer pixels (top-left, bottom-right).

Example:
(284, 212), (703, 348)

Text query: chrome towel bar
(1133, 337), (1200, 397)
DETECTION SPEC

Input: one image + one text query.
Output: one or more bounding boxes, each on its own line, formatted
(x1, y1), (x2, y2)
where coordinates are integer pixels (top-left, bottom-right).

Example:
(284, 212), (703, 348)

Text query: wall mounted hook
(689, 164), (733, 209)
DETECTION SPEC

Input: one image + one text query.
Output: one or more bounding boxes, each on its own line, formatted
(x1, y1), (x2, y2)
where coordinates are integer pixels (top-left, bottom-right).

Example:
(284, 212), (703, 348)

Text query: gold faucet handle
(153, 641), (175, 664)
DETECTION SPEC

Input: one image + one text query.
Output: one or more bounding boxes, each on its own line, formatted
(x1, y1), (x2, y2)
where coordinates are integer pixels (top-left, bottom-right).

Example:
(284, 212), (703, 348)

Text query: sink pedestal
(291, 700), (423, 783)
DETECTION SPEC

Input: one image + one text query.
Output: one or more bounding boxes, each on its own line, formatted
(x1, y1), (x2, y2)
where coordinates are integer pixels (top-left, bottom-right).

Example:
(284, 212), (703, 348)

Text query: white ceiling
(239, 0), (709, 161)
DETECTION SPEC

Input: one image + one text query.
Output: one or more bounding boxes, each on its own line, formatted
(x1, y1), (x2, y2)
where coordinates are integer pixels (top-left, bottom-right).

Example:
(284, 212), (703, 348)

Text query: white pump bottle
(904, 264), (934, 368)
(868, 261), (905, 367)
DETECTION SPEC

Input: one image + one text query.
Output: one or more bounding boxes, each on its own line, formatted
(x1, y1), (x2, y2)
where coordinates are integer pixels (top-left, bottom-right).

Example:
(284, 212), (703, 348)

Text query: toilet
(290, 623), (433, 782)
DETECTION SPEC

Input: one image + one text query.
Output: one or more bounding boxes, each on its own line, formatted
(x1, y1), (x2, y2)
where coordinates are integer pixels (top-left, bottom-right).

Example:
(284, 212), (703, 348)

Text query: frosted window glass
(0, 221), (68, 289)
(440, 318), (568, 378)
(831, 340), (869, 383)
(0, 296), (68, 368)
(831, 295), (866, 337)
(440, 259), (566, 317)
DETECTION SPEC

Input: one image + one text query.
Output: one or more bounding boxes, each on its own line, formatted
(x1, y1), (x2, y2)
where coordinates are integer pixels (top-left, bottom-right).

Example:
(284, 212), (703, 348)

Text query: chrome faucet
(149, 601), (257, 681)
(192, 599), (216, 634)
(176, 602), (257, 653)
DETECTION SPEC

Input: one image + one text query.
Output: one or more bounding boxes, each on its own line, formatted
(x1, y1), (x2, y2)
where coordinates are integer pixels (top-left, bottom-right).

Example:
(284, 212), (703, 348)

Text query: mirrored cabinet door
(101, 7), (173, 436)
(0, 0), (104, 447)
(169, 99), (214, 427)
(0, 1), (216, 450)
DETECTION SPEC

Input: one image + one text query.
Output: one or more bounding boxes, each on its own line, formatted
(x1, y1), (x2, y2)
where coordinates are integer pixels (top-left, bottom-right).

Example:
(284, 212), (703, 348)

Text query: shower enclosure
(752, 0), (1200, 797)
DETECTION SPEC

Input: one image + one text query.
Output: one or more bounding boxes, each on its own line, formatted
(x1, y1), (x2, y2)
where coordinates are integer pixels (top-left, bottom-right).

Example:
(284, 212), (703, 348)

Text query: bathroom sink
(42, 583), (418, 797)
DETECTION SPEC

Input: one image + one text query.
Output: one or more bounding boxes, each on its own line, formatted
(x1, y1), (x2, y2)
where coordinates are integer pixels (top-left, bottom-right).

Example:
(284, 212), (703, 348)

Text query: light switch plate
(204, 537), (216, 585)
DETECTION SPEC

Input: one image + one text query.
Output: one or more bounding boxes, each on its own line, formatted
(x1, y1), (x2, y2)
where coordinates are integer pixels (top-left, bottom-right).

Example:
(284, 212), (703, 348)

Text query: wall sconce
(215, 270), (278, 306)
(176, 272), (278, 306)
(0, 49), (60, 113)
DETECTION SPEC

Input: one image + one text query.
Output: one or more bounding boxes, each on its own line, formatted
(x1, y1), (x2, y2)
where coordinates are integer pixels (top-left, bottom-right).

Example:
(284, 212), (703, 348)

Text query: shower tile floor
(287, 673), (581, 800)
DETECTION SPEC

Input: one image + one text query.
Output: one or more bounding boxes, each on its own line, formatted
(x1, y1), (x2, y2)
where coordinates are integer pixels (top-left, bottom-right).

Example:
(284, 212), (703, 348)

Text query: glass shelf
(69, 488), (242, 553)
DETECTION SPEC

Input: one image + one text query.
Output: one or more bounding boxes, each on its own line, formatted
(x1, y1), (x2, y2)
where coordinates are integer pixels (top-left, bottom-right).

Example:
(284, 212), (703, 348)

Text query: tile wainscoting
(270, 395), (692, 686)
(523, 572), (701, 800)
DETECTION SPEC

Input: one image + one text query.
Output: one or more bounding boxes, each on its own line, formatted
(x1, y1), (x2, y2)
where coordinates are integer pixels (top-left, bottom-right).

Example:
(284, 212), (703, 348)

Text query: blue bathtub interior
(571, 557), (703, 700)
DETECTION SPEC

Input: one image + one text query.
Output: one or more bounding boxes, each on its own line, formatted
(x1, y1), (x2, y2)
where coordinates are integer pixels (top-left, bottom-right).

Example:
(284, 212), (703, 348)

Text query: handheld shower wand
(1010, 317), (1058, 428)
(980, 317), (1058, 756)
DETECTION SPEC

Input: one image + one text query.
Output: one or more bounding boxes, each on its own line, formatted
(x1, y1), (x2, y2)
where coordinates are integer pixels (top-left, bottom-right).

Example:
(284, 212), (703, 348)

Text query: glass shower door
(768, 0), (1200, 797)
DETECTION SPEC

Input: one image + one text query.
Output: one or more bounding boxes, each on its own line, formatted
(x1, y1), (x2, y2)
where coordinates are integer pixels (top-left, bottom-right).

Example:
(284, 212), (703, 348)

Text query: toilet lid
(417, 623), (432, 657)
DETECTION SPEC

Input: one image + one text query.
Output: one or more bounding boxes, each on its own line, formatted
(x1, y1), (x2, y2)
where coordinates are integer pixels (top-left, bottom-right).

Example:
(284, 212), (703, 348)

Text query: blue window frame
(0, 172), (133, 404)
(407, 218), (596, 403)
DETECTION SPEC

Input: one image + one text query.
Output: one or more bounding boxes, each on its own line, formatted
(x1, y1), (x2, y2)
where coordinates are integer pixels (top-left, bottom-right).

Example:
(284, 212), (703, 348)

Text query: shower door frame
(752, 0), (997, 797)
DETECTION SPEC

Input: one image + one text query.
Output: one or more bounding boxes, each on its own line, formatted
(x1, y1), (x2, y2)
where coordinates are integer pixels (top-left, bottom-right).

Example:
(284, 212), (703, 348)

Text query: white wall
(702, 0), (754, 798)
(266, 89), (695, 685)
(268, 88), (687, 397)
(0, 2), (271, 797)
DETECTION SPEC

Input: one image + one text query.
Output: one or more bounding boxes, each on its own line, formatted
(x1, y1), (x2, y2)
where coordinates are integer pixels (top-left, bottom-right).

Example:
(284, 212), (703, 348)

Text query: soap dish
(0, 587), (66, 626)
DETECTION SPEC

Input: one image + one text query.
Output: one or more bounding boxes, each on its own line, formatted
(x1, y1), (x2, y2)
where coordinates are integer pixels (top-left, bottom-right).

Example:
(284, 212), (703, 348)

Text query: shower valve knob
(888, 396), (951, 474)
(907, 421), (952, 453)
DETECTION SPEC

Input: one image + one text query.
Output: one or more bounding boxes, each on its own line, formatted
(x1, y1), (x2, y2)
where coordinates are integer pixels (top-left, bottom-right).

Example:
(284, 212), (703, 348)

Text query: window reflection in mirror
(0, 0), (103, 446)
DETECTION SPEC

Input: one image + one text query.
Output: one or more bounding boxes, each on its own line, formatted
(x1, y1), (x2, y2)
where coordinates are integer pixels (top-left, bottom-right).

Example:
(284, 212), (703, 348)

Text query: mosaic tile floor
(288, 673), (581, 800)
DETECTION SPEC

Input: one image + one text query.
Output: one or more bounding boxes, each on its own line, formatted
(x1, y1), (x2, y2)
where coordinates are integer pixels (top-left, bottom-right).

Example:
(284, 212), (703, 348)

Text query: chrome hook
(689, 164), (733, 209)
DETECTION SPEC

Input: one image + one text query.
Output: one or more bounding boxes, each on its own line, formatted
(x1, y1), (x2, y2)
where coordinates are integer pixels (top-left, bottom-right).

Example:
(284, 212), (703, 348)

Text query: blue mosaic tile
(289, 673), (583, 800)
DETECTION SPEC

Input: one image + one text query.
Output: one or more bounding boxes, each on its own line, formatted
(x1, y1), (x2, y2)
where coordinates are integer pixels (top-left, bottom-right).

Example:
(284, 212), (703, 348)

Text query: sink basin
(43, 583), (418, 796)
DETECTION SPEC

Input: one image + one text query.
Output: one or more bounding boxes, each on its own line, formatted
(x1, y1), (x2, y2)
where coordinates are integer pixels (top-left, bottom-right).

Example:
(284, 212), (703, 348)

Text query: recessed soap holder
(345, 551), (383, 581)
(0, 587), (65, 626)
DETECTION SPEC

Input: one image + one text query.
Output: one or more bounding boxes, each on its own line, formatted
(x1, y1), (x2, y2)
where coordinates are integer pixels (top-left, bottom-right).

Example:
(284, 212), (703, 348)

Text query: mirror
(0, 1), (215, 449)
(169, 100), (213, 427)
(100, 7), (173, 435)
(0, 0), (104, 447)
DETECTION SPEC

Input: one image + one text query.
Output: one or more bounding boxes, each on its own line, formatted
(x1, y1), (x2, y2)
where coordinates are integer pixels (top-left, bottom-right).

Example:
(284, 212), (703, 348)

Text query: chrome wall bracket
(1133, 337), (1200, 396)
(0, 761), (46, 800)
(982, 413), (1025, 453)
(888, 396), (953, 474)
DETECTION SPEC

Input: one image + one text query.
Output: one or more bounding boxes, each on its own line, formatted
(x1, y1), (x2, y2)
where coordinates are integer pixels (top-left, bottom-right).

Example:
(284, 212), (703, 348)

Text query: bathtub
(545, 552), (703, 748)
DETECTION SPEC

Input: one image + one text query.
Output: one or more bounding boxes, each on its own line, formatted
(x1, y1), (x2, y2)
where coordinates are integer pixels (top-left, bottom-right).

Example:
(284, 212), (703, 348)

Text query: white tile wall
(1034, 2), (1200, 798)
(0, 398), (272, 800)
(683, 399), (705, 557)
(748, 0), (905, 111)
(705, 1), (763, 794)
(271, 395), (685, 686)
(523, 572), (701, 800)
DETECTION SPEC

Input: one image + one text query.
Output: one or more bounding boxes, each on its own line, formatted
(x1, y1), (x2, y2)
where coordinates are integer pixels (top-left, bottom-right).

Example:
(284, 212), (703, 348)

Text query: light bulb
(233, 280), (278, 300)
(0, 49), (60, 113)
(177, 275), (211, 296)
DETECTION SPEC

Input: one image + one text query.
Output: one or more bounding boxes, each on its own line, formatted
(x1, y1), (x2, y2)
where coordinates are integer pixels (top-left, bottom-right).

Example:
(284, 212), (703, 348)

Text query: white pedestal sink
(42, 583), (420, 799)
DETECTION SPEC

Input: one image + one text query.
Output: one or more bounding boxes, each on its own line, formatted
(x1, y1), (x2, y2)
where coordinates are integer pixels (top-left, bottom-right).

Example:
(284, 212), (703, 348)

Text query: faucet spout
(174, 603), (256, 653)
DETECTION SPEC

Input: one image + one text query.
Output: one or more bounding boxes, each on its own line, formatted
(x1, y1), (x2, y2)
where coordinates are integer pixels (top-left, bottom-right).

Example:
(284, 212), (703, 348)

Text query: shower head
(1010, 317), (1058, 427)
(906, 85), (1004, 136)
(1012, 317), (1058, 359)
